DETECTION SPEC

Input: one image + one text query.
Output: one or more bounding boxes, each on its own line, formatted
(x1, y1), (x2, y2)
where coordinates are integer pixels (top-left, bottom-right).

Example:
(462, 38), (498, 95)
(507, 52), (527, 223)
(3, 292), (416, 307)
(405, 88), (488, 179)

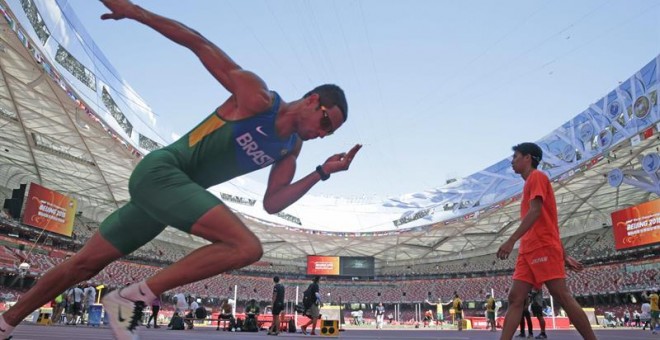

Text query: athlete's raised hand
(100, 0), (140, 21)
(321, 144), (362, 174)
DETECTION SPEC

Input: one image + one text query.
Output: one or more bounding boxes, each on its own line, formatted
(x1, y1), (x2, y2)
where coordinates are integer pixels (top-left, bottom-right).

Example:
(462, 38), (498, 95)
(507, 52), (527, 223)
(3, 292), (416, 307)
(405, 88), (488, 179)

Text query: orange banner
(611, 198), (660, 250)
(307, 256), (340, 276)
(22, 183), (76, 237)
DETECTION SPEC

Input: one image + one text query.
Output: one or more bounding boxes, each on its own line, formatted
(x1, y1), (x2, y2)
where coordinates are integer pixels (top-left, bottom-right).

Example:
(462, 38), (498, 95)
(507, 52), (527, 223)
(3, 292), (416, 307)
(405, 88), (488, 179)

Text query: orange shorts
(513, 246), (565, 287)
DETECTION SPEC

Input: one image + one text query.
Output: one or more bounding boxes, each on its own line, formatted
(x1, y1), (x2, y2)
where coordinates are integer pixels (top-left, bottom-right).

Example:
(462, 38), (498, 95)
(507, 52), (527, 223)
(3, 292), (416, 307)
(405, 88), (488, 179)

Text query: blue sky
(66, 0), (660, 198)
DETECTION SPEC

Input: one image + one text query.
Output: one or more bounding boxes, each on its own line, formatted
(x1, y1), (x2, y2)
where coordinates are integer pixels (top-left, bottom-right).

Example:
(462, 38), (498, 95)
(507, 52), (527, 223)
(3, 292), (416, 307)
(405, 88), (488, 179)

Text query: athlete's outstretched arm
(425, 299), (447, 306)
(262, 143), (361, 214)
(100, 0), (270, 112)
(424, 299), (437, 306)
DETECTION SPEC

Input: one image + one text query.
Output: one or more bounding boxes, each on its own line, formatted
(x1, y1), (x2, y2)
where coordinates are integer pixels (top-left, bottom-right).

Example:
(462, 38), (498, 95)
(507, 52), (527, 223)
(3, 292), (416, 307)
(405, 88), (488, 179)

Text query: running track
(8, 324), (657, 339)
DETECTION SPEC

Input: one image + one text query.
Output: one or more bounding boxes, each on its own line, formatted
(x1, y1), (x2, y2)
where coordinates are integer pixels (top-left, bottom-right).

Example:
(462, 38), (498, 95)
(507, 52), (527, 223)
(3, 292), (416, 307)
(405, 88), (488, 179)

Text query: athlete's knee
(550, 291), (573, 307)
(232, 238), (263, 266)
(546, 287), (569, 306)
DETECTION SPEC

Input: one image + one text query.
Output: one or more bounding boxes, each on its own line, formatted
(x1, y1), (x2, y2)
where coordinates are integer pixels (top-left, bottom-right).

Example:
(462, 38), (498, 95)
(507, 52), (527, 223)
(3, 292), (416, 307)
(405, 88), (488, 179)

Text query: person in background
(168, 312), (184, 330)
(185, 296), (199, 330)
(452, 292), (464, 331)
(530, 288), (547, 339)
(375, 302), (385, 330)
(51, 292), (66, 324)
(268, 276), (285, 335)
(497, 142), (596, 340)
(301, 276), (322, 335)
(172, 292), (188, 315)
(145, 296), (161, 328)
(642, 289), (659, 334)
(216, 298), (235, 331)
(486, 293), (497, 332)
(516, 293), (533, 338)
(81, 282), (96, 325)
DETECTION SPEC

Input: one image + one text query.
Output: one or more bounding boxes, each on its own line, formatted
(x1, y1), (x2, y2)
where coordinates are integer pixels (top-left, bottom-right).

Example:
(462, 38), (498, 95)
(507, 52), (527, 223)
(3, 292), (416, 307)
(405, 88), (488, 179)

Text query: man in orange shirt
(497, 143), (596, 340)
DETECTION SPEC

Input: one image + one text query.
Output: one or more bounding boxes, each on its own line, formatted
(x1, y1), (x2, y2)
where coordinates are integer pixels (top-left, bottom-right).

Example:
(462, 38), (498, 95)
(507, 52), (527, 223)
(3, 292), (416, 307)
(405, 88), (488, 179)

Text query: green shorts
(652, 310), (660, 319)
(100, 149), (222, 254)
(487, 311), (495, 320)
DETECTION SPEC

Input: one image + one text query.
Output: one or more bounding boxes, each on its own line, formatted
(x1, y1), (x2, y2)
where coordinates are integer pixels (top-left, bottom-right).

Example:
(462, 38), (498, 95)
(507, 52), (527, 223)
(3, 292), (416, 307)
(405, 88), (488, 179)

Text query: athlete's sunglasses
(320, 106), (334, 135)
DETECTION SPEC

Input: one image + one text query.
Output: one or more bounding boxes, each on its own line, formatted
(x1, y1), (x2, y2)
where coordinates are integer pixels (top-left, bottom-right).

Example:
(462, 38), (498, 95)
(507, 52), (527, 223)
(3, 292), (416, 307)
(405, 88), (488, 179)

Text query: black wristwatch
(316, 165), (330, 181)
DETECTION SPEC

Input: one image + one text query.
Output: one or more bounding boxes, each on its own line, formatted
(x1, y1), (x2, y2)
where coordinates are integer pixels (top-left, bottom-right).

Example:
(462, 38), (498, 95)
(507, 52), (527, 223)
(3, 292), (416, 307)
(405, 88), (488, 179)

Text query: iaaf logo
(236, 132), (275, 166)
(531, 256), (548, 264)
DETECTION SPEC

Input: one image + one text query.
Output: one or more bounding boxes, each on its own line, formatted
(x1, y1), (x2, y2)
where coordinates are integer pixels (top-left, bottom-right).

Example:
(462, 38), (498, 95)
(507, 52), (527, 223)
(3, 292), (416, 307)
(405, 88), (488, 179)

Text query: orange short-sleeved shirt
(519, 170), (562, 254)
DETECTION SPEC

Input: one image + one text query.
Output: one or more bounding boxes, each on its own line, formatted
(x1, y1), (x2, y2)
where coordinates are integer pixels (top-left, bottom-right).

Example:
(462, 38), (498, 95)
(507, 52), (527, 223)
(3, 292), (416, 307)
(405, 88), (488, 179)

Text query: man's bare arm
(263, 143), (361, 214)
(497, 197), (542, 259)
(100, 0), (270, 112)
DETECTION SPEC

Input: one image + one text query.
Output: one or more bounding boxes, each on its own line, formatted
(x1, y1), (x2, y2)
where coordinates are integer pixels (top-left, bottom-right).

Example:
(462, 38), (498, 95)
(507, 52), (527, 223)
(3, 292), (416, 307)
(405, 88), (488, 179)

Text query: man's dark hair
(313, 276), (320, 283)
(304, 84), (348, 122)
(512, 142), (543, 169)
(273, 276), (280, 283)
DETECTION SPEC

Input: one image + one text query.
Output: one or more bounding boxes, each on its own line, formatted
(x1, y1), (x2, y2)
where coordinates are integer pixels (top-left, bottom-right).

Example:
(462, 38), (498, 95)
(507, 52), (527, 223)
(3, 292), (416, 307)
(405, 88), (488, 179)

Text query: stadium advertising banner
(307, 256), (375, 277)
(611, 199), (660, 250)
(22, 183), (77, 237)
(307, 256), (340, 276)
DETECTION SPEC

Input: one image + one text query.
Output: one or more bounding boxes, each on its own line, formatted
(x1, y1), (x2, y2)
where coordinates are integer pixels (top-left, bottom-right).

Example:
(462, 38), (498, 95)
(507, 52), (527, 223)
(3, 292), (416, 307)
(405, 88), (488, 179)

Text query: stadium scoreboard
(307, 255), (374, 277)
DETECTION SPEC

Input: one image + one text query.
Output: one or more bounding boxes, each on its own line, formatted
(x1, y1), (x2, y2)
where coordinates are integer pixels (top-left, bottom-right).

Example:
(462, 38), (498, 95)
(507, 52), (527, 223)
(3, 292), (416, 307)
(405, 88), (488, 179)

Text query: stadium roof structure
(0, 0), (659, 267)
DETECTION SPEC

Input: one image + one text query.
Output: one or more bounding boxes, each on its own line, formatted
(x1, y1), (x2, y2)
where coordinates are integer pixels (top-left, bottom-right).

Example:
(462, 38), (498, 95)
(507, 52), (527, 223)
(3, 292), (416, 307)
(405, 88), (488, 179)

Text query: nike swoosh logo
(255, 126), (268, 137)
(0, 326), (5, 332)
(118, 307), (126, 322)
(138, 286), (146, 296)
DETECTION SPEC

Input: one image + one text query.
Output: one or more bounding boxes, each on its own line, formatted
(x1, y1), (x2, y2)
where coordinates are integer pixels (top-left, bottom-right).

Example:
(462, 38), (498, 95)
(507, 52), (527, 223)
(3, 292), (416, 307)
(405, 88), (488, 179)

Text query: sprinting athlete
(0, 1), (361, 339)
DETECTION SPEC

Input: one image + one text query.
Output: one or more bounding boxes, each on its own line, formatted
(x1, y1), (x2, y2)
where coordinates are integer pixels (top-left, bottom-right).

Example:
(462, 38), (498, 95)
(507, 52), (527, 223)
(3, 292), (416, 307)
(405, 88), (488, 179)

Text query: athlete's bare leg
(545, 278), (596, 340)
(2, 233), (123, 326)
(102, 204), (262, 340)
(145, 204), (262, 295)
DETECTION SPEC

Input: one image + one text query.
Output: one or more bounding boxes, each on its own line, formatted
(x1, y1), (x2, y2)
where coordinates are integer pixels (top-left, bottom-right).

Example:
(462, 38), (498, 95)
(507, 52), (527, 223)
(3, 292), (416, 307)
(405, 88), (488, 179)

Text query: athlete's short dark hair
(304, 84), (348, 122)
(273, 276), (280, 283)
(512, 142), (543, 169)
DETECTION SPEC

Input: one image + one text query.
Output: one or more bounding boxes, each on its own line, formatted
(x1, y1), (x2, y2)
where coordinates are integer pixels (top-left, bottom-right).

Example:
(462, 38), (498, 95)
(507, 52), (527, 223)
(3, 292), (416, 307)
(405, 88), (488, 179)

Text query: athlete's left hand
(565, 255), (583, 272)
(100, 0), (140, 21)
(322, 144), (362, 174)
(497, 240), (514, 260)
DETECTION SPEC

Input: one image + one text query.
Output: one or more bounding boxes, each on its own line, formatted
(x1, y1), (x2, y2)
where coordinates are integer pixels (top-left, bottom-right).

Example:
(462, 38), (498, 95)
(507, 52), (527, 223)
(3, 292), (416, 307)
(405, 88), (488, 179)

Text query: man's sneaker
(0, 315), (15, 340)
(535, 333), (547, 339)
(516, 334), (526, 338)
(102, 289), (146, 340)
